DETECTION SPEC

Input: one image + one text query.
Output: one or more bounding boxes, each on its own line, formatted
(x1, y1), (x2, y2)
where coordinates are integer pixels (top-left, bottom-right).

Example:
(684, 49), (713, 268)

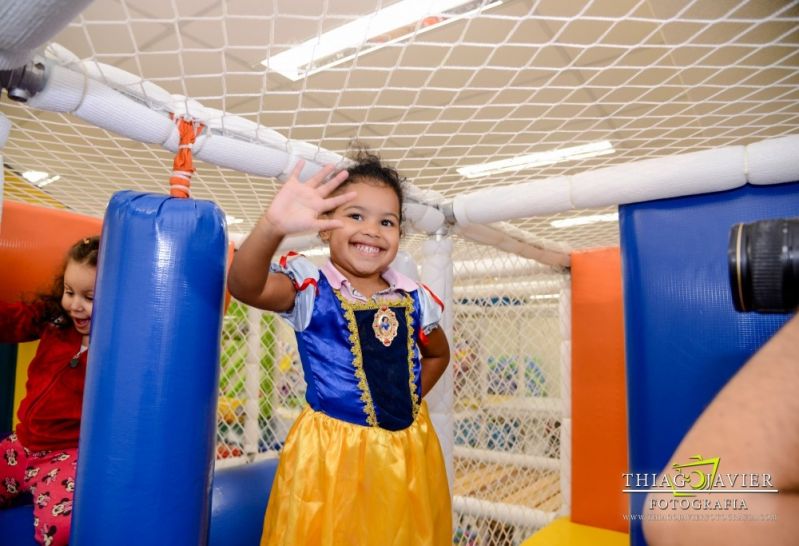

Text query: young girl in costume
(228, 151), (452, 546)
(0, 235), (100, 546)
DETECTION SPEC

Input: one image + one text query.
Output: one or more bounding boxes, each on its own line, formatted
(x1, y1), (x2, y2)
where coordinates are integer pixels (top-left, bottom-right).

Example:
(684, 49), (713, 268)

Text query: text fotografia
(622, 455), (778, 504)
(648, 498), (750, 511)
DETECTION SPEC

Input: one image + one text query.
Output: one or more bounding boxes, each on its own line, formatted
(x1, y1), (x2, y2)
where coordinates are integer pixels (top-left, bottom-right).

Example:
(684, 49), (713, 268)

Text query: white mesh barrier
(216, 299), (297, 465)
(557, 281), (572, 517)
(421, 236), (456, 490)
(447, 245), (569, 545)
(3, 0), (798, 253)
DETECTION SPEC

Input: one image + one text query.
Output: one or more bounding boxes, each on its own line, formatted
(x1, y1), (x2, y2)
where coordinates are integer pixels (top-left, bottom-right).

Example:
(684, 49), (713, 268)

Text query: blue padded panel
(209, 459), (279, 546)
(620, 181), (799, 545)
(0, 503), (37, 546)
(71, 191), (227, 546)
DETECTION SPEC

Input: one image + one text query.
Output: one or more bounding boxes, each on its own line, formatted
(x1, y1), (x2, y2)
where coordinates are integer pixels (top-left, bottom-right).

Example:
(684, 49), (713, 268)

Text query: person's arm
(643, 313), (799, 546)
(228, 161), (354, 312)
(228, 216), (296, 312)
(420, 326), (450, 397)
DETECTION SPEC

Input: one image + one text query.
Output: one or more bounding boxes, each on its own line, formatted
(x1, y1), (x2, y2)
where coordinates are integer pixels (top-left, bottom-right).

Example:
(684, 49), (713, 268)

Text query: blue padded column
(71, 191), (227, 546)
(620, 181), (799, 545)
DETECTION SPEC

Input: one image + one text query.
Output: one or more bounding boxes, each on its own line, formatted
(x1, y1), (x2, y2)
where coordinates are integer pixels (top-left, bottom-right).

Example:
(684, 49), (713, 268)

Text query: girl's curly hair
(342, 147), (406, 224)
(34, 236), (100, 329)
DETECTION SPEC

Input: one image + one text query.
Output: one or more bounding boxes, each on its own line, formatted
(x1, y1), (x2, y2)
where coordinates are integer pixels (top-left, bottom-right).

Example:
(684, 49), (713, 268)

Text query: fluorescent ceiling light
(550, 212), (619, 229)
(457, 140), (615, 179)
(225, 215), (244, 226)
(22, 170), (61, 187)
(262, 0), (501, 81)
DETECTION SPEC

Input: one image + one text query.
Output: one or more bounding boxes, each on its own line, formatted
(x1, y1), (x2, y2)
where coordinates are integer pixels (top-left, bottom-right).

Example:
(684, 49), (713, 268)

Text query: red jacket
(1, 301), (86, 451)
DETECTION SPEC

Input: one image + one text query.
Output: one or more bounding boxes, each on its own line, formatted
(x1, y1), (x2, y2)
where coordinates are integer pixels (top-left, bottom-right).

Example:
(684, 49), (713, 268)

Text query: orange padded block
(0, 201), (102, 302)
(0, 199), (236, 308)
(571, 248), (628, 533)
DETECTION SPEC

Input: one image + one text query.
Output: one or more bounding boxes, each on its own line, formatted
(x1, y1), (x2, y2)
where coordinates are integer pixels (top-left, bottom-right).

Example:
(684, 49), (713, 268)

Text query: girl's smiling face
(322, 179), (401, 284)
(61, 259), (96, 336)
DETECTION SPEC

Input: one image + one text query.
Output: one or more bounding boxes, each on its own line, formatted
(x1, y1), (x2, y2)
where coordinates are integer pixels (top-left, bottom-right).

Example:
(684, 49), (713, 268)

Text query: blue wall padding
(0, 497), (37, 546)
(71, 191), (227, 546)
(209, 458), (278, 546)
(620, 181), (799, 545)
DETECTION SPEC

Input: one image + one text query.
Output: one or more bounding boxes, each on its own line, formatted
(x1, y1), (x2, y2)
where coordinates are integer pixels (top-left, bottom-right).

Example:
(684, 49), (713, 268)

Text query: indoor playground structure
(1, 1), (798, 545)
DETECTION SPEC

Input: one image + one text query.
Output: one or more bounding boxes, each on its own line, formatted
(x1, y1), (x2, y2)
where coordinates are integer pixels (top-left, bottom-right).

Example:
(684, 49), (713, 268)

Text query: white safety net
(2, 0), (798, 253)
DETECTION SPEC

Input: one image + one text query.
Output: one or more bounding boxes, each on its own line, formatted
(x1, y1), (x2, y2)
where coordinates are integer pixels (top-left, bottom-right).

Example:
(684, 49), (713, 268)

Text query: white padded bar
(453, 176), (573, 226)
(451, 135), (799, 227)
(746, 134), (799, 185)
(571, 145), (747, 208)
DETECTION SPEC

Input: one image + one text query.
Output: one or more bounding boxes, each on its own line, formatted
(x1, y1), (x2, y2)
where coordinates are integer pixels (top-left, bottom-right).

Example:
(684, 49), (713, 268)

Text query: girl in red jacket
(1, 235), (99, 546)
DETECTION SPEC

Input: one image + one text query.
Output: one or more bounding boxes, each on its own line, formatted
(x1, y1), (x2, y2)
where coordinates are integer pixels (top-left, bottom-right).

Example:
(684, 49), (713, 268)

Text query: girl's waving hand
(228, 162), (354, 312)
(264, 161), (356, 236)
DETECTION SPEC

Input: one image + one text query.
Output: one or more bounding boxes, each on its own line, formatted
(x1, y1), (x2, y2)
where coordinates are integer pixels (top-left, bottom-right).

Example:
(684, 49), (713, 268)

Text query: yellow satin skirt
(261, 402), (452, 546)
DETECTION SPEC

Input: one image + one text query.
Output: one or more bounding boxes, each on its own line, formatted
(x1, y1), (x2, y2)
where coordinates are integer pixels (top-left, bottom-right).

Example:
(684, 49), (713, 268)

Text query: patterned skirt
(261, 401), (452, 546)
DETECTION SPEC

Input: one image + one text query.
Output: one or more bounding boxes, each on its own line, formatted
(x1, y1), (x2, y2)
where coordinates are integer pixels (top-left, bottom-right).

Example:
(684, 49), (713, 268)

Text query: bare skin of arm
(419, 326), (450, 397)
(227, 162), (354, 312)
(643, 313), (799, 546)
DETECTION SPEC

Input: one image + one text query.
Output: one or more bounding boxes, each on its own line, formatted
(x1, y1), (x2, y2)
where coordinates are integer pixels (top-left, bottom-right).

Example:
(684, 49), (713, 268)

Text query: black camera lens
(728, 218), (798, 313)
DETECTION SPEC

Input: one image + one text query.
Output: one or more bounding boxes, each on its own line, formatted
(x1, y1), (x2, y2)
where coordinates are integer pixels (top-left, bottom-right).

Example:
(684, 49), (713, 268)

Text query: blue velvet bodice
(295, 273), (424, 431)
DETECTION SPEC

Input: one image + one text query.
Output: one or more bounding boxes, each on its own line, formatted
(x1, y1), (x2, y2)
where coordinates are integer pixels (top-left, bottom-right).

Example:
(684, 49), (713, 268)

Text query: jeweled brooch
(372, 306), (399, 346)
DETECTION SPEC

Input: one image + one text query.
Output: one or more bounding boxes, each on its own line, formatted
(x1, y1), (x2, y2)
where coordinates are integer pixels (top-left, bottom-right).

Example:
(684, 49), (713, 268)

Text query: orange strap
(169, 116), (204, 198)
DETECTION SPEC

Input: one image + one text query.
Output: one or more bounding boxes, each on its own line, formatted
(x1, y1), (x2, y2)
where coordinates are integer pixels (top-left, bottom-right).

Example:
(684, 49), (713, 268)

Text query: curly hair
(341, 147), (406, 224)
(34, 236), (100, 329)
